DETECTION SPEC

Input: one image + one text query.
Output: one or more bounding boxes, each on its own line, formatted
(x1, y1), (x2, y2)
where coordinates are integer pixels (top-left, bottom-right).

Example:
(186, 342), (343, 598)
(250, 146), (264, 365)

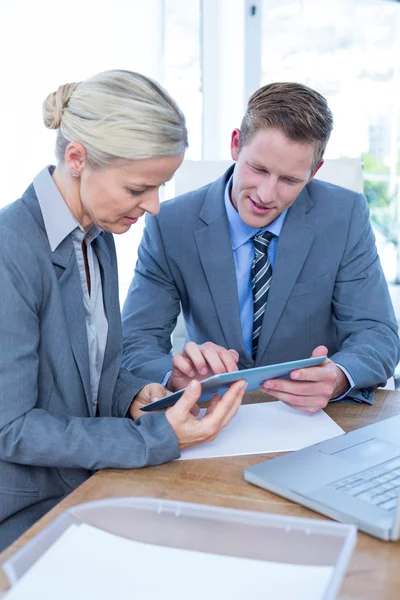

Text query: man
(122, 82), (399, 412)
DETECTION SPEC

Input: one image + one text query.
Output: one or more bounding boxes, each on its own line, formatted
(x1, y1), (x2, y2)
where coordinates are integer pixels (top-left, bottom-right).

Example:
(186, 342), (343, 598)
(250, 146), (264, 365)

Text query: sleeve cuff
(330, 364), (375, 405)
(161, 370), (172, 388)
(331, 363), (355, 400)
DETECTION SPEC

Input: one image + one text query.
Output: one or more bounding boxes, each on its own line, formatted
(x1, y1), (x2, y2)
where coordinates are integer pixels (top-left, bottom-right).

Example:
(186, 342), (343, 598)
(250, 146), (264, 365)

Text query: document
(179, 401), (344, 460)
(5, 523), (335, 600)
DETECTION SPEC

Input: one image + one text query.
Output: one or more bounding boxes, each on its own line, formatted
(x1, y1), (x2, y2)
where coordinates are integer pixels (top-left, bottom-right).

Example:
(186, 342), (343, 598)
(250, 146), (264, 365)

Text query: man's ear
(309, 159), (324, 182)
(230, 129), (241, 161)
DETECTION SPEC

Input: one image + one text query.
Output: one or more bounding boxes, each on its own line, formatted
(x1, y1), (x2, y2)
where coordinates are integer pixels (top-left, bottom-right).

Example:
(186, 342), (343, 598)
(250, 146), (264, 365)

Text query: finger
(219, 382), (247, 429)
(202, 380), (247, 431)
(262, 377), (333, 399)
(312, 345), (329, 358)
(263, 379), (330, 402)
(265, 387), (329, 410)
(183, 342), (209, 375)
(131, 383), (171, 420)
(172, 353), (197, 378)
(280, 400), (320, 414)
(288, 346), (330, 381)
(290, 346), (332, 380)
(205, 394), (221, 416)
(216, 348), (239, 373)
(311, 346), (330, 367)
(147, 384), (170, 401)
(290, 366), (337, 388)
(172, 379), (202, 416)
(228, 349), (240, 363)
(199, 347), (228, 375)
(290, 364), (329, 382)
(190, 403), (200, 416)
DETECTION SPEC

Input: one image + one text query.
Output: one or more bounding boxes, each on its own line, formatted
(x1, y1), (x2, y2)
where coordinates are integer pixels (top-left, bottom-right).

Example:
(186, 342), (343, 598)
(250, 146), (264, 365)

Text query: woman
(0, 70), (246, 550)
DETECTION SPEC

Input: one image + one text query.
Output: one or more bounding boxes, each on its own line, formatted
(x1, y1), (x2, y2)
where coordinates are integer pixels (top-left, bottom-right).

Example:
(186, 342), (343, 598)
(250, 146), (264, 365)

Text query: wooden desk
(1, 390), (400, 599)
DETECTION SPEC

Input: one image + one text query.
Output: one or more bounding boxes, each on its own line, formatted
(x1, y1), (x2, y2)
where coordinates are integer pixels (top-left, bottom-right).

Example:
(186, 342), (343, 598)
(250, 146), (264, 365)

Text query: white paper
(5, 523), (334, 600)
(180, 401), (344, 460)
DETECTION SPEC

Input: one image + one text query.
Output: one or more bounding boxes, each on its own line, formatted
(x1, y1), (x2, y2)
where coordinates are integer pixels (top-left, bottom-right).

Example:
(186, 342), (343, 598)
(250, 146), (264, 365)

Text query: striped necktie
(252, 231), (275, 360)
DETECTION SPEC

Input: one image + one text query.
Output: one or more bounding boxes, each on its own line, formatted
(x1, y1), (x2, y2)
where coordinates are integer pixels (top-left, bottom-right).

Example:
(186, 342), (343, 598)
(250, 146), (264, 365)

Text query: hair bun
(43, 82), (79, 129)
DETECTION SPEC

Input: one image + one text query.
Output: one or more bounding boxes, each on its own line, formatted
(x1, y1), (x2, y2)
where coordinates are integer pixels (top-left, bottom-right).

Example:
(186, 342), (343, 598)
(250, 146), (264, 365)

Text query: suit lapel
(22, 187), (93, 412)
(194, 168), (248, 360)
(194, 218), (246, 354)
(93, 234), (120, 416)
(52, 237), (93, 412)
(255, 187), (315, 363)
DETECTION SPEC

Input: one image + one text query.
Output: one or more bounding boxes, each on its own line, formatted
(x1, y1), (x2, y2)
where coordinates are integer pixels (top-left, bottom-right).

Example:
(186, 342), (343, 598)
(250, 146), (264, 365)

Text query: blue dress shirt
(224, 176), (287, 357)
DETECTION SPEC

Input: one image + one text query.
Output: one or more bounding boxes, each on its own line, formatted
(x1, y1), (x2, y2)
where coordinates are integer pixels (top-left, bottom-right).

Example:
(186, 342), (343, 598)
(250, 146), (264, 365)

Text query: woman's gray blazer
(0, 184), (179, 550)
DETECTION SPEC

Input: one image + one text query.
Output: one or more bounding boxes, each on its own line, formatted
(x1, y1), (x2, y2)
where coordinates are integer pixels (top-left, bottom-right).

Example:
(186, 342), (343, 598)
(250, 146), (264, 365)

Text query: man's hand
(166, 379), (247, 450)
(260, 346), (349, 413)
(168, 341), (239, 392)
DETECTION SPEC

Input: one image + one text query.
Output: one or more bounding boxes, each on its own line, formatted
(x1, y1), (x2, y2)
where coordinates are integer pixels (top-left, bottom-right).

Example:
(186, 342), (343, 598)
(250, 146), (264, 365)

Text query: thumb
(312, 345), (329, 362)
(175, 380), (202, 415)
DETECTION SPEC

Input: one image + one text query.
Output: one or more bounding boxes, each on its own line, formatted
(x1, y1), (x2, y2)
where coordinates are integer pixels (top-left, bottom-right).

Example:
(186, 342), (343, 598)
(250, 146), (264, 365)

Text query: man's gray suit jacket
(0, 185), (179, 551)
(122, 166), (400, 403)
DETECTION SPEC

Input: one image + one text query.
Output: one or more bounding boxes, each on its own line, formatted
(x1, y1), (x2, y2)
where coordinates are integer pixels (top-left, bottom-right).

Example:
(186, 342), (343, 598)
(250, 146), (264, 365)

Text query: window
(261, 0), (400, 281)
(118, 0), (203, 303)
(164, 0), (202, 161)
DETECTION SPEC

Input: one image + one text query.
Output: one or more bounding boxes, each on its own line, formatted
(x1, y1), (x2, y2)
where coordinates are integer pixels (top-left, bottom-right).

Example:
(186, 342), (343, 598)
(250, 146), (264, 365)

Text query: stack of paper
(5, 523), (335, 600)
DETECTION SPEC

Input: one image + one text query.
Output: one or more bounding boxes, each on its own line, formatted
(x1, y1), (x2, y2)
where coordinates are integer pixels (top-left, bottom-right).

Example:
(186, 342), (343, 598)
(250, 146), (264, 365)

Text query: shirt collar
(33, 166), (102, 252)
(224, 175), (287, 251)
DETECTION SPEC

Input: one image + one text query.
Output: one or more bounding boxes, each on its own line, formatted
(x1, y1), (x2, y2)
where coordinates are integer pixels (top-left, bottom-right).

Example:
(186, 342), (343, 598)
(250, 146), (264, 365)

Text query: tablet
(140, 355), (327, 412)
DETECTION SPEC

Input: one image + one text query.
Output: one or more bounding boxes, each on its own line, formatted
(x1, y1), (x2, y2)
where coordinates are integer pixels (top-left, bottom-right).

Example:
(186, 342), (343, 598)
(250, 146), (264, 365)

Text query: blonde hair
(43, 70), (188, 168)
(240, 82), (333, 170)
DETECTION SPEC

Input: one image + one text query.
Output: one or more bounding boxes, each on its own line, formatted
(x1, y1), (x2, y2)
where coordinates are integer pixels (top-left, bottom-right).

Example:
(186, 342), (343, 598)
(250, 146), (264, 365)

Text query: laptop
(244, 415), (400, 541)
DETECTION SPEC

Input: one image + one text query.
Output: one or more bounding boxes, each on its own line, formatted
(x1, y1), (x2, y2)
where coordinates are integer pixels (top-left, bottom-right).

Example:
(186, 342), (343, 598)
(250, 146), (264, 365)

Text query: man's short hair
(239, 82), (334, 170)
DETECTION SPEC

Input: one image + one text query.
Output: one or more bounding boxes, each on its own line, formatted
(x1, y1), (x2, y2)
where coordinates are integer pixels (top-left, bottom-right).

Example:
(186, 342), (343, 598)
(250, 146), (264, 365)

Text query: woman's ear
(65, 142), (88, 177)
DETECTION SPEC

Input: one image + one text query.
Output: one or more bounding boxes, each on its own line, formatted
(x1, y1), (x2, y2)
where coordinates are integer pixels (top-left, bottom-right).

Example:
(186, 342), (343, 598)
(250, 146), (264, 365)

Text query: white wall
(0, 0), (164, 205)
(0, 0), (164, 304)
(201, 0), (245, 160)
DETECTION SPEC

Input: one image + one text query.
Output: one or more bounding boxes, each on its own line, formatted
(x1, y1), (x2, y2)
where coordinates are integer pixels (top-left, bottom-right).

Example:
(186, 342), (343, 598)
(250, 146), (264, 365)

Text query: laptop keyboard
(329, 456), (400, 511)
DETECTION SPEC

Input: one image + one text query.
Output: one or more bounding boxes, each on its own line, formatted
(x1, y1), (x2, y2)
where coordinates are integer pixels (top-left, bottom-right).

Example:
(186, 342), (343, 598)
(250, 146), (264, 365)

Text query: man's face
(230, 128), (322, 228)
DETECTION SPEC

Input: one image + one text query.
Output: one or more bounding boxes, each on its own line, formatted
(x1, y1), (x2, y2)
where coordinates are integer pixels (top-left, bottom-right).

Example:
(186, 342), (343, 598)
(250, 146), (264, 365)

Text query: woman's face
(77, 154), (184, 233)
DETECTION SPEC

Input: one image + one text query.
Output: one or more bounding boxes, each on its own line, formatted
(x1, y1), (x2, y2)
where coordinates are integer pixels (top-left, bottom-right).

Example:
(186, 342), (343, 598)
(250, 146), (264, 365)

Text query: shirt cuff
(161, 370), (172, 388)
(332, 363), (355, 400)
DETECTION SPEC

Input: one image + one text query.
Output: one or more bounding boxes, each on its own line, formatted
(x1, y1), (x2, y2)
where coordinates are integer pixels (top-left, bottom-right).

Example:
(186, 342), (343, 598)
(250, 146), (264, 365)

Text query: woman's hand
(130, 383), (199, 419)
(166, 379), (247, 450)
